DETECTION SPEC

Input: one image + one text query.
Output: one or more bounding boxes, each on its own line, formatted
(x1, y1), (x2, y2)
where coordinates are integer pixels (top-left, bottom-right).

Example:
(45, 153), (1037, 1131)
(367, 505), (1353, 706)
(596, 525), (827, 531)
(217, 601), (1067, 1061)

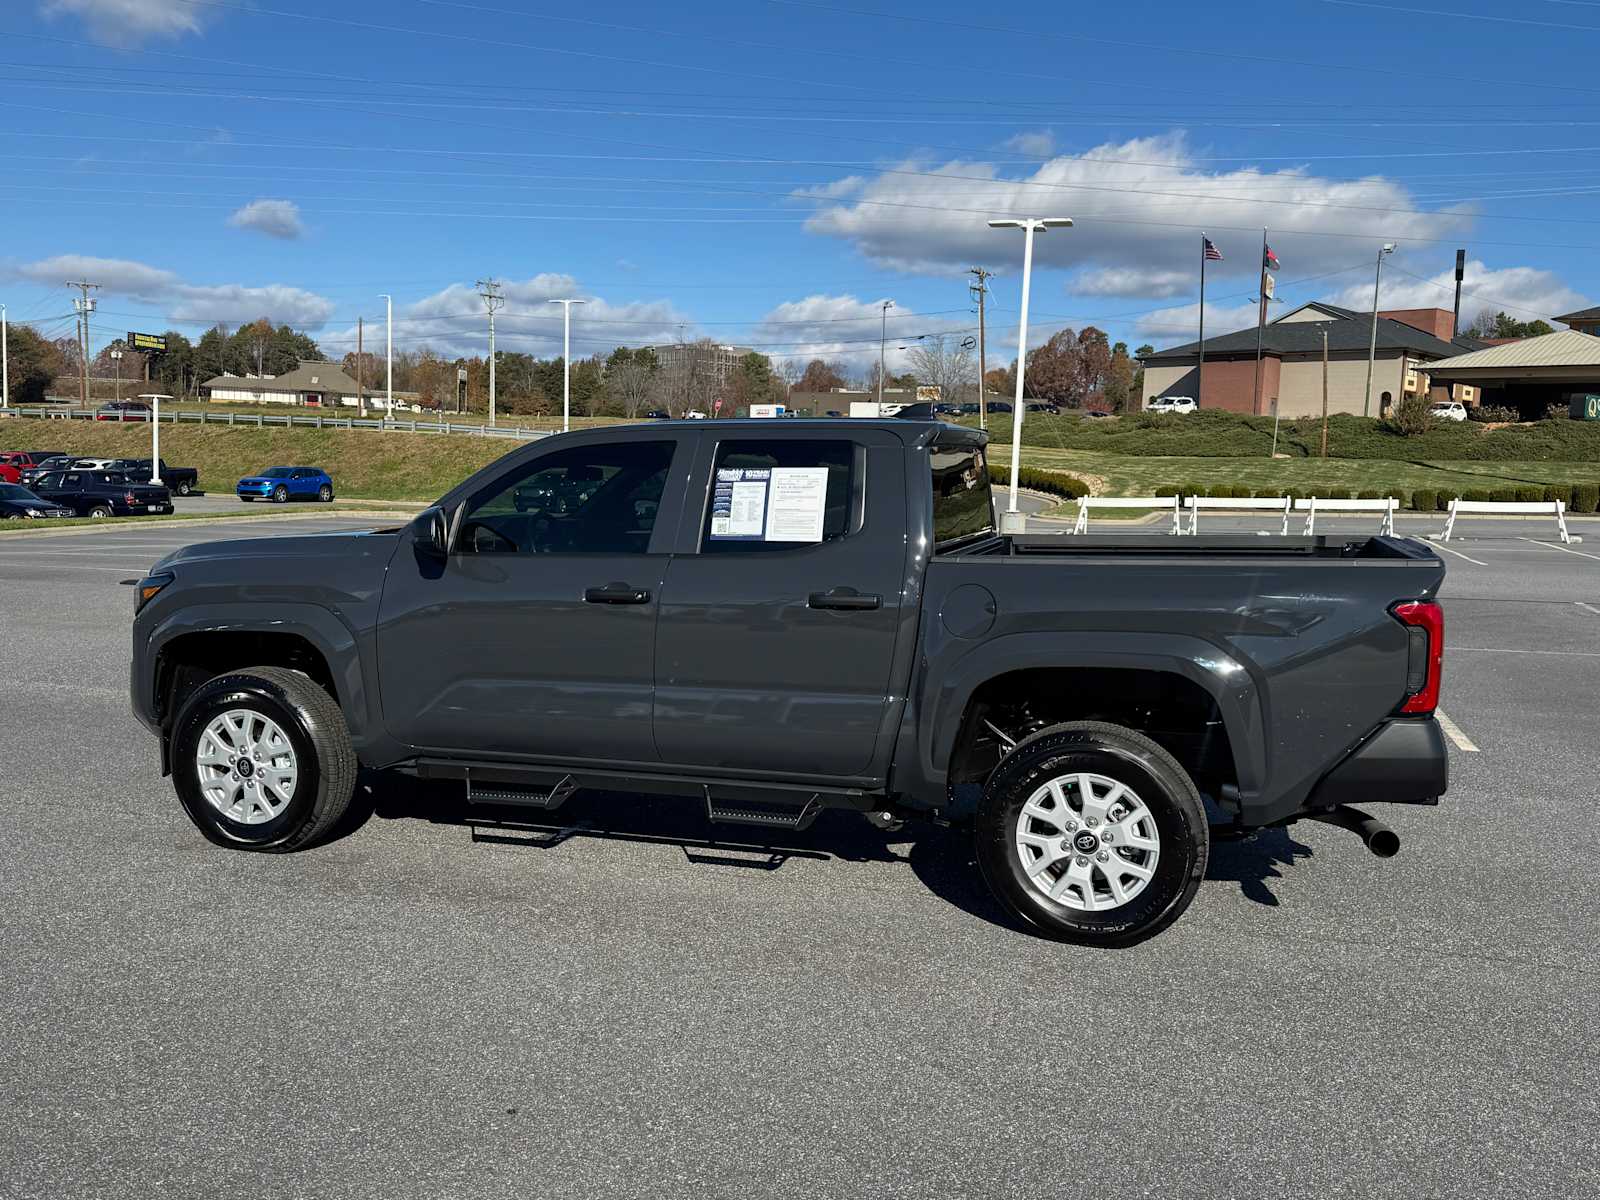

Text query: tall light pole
(1364, 243), (1395, 418)
(988, 217), (1073, 527)
(549, 298), (586, 432)
(111, 348), (123, 402)
(2, 303), (10, 409)
(878, 299), (894, 406)
(379, 294), (393, 417)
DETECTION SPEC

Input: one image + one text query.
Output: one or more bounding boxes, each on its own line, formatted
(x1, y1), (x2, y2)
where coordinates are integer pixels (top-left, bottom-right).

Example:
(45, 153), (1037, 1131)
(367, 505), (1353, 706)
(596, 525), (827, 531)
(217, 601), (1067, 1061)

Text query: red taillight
(125, 491), (137, 504)
(1391, 600), (1443, 714)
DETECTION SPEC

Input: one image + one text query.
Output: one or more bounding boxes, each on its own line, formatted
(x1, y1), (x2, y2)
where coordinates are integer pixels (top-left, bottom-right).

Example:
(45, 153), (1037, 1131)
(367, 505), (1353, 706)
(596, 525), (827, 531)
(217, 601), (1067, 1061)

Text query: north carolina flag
(1264, 245), (1281, 271)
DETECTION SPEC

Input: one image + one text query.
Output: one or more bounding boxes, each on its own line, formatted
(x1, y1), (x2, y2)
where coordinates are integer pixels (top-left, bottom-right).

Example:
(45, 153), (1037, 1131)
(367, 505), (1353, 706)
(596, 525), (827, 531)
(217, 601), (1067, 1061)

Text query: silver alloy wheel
(194, 708), (299, 825)
(1014, 772), (1161, 911)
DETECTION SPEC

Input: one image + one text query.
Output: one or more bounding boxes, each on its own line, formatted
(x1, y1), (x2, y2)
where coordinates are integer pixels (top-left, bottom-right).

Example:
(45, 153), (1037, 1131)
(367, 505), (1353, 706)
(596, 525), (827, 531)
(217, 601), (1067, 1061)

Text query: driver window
(458, 440), (675, 555)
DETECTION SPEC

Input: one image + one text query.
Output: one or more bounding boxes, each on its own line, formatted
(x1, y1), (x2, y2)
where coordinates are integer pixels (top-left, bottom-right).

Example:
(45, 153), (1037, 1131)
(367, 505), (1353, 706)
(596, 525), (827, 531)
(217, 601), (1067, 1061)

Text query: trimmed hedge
(988, 463), (1092, 500)
(1411, 488), (1437, 512)
(1575, 483), (1600, 513)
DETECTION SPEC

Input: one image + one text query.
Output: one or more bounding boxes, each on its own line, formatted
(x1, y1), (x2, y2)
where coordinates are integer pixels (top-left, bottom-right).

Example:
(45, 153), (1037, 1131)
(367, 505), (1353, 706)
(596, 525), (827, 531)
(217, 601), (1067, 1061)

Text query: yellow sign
(127, 331), (167, 353)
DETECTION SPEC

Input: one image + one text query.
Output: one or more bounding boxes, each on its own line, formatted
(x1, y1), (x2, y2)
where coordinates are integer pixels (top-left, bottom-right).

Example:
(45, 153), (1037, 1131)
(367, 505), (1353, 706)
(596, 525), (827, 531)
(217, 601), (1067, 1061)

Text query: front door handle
(808, 587), (881, 611)
(584, 583), (651, 605)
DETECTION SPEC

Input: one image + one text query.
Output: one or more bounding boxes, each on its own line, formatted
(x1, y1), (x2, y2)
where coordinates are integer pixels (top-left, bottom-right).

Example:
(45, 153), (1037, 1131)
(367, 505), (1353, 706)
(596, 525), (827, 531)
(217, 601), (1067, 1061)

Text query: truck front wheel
(975, 721), (1208, 947)
(169, 665), (357, 853)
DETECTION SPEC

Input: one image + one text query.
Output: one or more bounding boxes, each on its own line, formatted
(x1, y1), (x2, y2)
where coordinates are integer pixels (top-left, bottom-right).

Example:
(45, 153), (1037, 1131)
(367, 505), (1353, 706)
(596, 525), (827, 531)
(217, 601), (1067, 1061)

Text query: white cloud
(227, 199), (305, 240)
(1002, 130), (1057, 157)
(791, 176), (865, 201)
(1328, 259), (1585, 330)
(41, 0), (205, 47)
(10, 254), (336, 328)
(1132, 299), (1267, 343)
(1073, 267), (1190, 299)
(318, 274), (696, 360)
(800, 132), (1474, 282)
(751, 294), (973, 373)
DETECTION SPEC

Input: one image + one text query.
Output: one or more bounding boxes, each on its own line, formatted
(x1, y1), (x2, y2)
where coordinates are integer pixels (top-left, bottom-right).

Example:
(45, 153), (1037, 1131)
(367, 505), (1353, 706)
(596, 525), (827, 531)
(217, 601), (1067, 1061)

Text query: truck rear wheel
(975, 721), (1208, 947)
(169, 665), (356, 853)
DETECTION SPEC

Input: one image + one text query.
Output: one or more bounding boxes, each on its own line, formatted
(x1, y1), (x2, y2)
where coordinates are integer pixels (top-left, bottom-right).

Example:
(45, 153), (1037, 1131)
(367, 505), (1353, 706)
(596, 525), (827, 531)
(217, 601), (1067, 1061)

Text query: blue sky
(3, 0), (1598, 374)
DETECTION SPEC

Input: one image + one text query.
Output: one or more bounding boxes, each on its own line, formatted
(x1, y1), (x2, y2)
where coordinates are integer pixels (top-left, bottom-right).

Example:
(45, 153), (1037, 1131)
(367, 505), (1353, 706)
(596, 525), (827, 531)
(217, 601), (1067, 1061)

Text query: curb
(0, 509), (416, 541)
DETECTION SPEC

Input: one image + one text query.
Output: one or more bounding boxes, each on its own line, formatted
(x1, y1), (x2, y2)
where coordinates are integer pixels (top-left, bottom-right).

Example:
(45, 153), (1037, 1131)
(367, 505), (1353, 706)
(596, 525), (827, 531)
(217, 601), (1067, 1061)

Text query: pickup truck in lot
(109, 458), (200, 497)
(34, 469), (173, 518)
(130, 418), (1447, 945)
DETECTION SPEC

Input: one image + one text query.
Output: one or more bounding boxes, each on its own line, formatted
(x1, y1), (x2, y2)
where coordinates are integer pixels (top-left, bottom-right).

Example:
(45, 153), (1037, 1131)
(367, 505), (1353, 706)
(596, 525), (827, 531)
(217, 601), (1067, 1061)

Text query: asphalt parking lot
(2, 514), (1597, 1198)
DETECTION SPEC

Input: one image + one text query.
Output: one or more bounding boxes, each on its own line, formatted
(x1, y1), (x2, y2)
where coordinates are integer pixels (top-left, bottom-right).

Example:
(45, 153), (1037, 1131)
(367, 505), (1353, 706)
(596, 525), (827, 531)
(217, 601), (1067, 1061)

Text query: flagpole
(1252, 228), (1267, 417)
(1197, 233), (1207, 409)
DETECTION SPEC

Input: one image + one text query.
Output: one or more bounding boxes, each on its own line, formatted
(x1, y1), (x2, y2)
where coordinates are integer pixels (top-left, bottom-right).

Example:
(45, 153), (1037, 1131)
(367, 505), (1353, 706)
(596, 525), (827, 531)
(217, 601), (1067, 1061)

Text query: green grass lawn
(1019, 448), (1600, 498)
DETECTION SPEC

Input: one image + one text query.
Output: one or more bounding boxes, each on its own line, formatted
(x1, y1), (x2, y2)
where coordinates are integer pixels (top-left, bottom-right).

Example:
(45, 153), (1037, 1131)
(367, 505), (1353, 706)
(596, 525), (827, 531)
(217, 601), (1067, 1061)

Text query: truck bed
(952, 533), (1438, 561)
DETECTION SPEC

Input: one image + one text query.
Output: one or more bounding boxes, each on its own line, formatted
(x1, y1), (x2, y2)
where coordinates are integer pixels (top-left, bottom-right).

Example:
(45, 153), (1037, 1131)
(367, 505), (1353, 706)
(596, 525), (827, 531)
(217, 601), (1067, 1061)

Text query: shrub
(1356, 489), (1382, 500)
(1469, 404), (1518, 423)
(989, 464), (1091, 500)
(1154, 484), (1179, 497)
(1490, 487), (1518, 503)
(1434, 488), (1459, 511)
(1514, 486), (1544, 503)
(1320, 488), (1352, 500)
(1463, 488), (1492, 502)
(1386, 393), (1433, 436)
(1573, 483), (1600, 513)
(1411, 488), (1436, 512)
(1542, 485), (1573, 507)
(1545, 403), (1570, 421)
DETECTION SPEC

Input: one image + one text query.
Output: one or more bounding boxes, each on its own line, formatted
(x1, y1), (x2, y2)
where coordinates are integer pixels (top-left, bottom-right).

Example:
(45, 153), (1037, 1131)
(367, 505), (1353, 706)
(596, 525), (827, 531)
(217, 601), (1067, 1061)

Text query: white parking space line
(1578, 602), (1600, 616)
(1435, 709), (1480, 753)
(1519, 537), (1600, 561)
(1429, 542), (1489, 565)
(1453, 646), (1600, 657)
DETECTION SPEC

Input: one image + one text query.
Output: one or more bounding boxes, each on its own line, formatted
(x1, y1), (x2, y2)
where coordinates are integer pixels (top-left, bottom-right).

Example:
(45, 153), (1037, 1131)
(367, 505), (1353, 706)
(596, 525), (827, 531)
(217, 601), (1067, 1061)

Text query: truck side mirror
(415, 505), (452, 557)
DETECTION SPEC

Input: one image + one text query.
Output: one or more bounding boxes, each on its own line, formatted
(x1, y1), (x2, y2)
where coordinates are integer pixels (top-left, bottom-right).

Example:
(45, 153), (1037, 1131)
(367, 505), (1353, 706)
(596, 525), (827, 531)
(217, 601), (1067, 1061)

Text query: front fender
(136, 601), (374, 746)
(893, 629), (1266, 809)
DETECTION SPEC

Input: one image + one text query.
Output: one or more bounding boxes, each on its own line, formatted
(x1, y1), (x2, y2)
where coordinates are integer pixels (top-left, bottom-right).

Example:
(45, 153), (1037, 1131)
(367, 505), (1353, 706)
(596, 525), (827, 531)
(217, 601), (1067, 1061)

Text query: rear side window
(701, 439), (853, 553)
(931, 445), (995, 547)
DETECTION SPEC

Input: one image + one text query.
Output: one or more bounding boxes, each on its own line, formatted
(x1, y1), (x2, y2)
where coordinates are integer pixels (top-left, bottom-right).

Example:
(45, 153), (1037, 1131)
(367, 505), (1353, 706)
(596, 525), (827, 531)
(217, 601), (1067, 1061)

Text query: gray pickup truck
(130, 417), (1447, 945)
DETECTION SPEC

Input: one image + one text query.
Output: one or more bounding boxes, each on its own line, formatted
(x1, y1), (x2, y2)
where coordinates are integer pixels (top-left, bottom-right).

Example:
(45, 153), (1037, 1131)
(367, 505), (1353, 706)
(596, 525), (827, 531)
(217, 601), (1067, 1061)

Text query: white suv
(1149, 396), (1197, 414)
(1430, 400), (1468, 422)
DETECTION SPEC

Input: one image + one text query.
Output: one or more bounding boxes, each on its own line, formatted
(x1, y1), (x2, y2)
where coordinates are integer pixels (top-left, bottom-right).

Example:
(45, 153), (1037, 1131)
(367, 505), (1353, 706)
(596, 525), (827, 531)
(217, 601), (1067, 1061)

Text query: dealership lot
(2, 516), (1597, 1198)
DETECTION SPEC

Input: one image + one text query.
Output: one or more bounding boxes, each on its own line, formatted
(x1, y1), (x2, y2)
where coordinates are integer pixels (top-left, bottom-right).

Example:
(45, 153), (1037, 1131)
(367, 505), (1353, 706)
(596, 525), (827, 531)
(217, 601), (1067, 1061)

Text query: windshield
(0, 484), (43, 502)
(259, 468), (294, 478)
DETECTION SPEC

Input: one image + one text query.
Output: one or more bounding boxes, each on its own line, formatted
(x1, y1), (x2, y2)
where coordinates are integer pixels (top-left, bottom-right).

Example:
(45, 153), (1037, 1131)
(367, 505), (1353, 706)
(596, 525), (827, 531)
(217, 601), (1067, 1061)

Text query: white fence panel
(1072, 495), (1183, 535)
(1293, 497), (1396, 538)
(1439, 499), (1569, 544)
(1182, 495), (1292, 536)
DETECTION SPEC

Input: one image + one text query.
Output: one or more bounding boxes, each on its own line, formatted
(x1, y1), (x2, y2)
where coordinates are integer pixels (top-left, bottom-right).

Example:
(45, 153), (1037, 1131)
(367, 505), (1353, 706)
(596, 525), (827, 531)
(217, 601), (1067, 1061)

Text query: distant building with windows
(200, 360), (416, 408)
(646, 342), (755, 386)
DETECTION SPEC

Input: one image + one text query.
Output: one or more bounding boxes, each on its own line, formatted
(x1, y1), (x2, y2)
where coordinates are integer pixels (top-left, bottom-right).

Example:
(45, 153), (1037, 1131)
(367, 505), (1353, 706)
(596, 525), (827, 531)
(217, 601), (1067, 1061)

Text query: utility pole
(379, 294), (393, 417)
(476, 278), (503, 424)
(1321, 328), (1330, 458)
(67, 279), (99, 409)
(548, 298), (586, 433)
(878, 299), (894, 406)
(2, 303), (9, 409)
(356, 317), (365, 417)
(1364, 243), (1395, 418)
(968, 267), (991, 427)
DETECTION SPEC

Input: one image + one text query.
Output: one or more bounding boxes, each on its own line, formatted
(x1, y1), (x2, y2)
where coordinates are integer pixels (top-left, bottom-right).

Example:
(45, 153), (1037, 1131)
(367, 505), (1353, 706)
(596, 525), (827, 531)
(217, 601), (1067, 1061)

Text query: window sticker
(708, 467), (770, 539)
(764, 467), (830, 542)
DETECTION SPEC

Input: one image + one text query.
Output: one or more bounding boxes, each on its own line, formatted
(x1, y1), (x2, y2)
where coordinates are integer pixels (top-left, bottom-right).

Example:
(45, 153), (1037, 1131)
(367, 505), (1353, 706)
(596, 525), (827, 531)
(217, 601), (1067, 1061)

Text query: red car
(0, 450), (67, 484)
(95, 402), (151, 421)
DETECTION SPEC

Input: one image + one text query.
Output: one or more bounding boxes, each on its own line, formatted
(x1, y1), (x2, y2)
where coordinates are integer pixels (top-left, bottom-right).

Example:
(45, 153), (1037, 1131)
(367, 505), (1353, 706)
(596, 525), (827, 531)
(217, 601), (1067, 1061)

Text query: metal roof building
(1422, 330), (1600, 419)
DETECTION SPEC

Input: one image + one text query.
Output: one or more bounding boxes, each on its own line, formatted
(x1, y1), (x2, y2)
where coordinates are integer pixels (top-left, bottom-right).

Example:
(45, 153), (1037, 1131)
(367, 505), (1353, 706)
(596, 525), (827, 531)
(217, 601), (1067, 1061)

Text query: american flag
(1203, 237), (1223, 261)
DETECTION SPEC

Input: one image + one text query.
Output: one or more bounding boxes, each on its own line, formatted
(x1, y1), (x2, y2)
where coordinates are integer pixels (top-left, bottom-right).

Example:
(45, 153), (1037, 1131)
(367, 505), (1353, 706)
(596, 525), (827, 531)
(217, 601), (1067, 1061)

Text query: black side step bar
(465, 770), (578, 812)
(704, 787), (821, 831)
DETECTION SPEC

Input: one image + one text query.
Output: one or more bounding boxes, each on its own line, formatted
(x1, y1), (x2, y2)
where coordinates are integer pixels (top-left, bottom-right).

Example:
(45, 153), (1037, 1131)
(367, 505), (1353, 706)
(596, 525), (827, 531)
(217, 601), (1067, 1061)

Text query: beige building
(1140, 303), (1483, 416)
(202, 361), (364, 406)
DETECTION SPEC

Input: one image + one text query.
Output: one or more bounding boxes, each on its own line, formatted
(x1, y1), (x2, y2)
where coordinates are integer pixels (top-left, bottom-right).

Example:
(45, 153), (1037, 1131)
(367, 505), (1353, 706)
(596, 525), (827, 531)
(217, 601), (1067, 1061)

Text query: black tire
(273, 485), (289, 503)
(318, 483), (333, 503)
(88, 504), (112, 519)
(169, 665), (357, 853)
(975, 721), (1208, 947)
(239, 496), (252, 503)
(176, 480), (192, 496)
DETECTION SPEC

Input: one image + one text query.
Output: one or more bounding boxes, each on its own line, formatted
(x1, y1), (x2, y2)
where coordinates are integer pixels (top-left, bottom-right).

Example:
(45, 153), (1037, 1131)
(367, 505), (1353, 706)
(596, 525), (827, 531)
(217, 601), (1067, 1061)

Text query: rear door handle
(808, 587), (881, 611)
(584, 583), (651, 605)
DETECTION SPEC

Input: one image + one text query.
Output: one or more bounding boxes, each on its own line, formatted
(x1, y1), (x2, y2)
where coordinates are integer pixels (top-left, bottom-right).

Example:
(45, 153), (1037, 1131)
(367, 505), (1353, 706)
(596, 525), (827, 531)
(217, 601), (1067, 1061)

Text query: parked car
(824, 410), (844, 418)
(131, 418), (1448, 947)
(987, 400), (1013, 412)
(108, 458), (200, 497)
(1025, 402), (1060, 415)
(1082, 409), (1115, 420)
(95, 401), (152, 422)
(1148, 396), (1197, 414)
(30, 469), (172, 518)
(642, 409), (670, 420)
(958, 403), (981, 415)
(17, 455), (80, 488)
(0, 450), (68, 484)
(1430, 400), (1468, 422)
(0, 482), (75, 520)
(236, 466), (334, 503)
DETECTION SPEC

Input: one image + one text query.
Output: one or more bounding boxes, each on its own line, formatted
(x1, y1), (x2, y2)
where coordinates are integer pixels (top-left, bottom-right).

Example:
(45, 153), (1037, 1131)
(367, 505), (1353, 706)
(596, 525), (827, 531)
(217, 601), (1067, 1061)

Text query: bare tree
(904, 334), (976, 404)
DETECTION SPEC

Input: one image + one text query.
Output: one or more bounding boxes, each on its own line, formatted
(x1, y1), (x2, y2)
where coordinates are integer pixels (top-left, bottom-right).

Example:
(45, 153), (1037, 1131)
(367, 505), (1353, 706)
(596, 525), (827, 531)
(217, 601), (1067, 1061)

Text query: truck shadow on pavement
(336, 772), (1316, 934)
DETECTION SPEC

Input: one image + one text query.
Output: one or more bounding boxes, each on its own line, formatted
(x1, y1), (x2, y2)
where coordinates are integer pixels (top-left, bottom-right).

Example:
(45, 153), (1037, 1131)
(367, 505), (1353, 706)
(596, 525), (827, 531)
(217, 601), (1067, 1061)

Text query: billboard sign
(749, 403), (785, 419)
(127, 331), (167, 354)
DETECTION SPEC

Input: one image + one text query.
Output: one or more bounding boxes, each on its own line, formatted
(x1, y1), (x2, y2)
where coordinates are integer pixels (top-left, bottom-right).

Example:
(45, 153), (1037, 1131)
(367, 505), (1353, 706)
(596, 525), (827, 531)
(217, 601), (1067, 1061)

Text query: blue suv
(237, 466), (335, 503)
